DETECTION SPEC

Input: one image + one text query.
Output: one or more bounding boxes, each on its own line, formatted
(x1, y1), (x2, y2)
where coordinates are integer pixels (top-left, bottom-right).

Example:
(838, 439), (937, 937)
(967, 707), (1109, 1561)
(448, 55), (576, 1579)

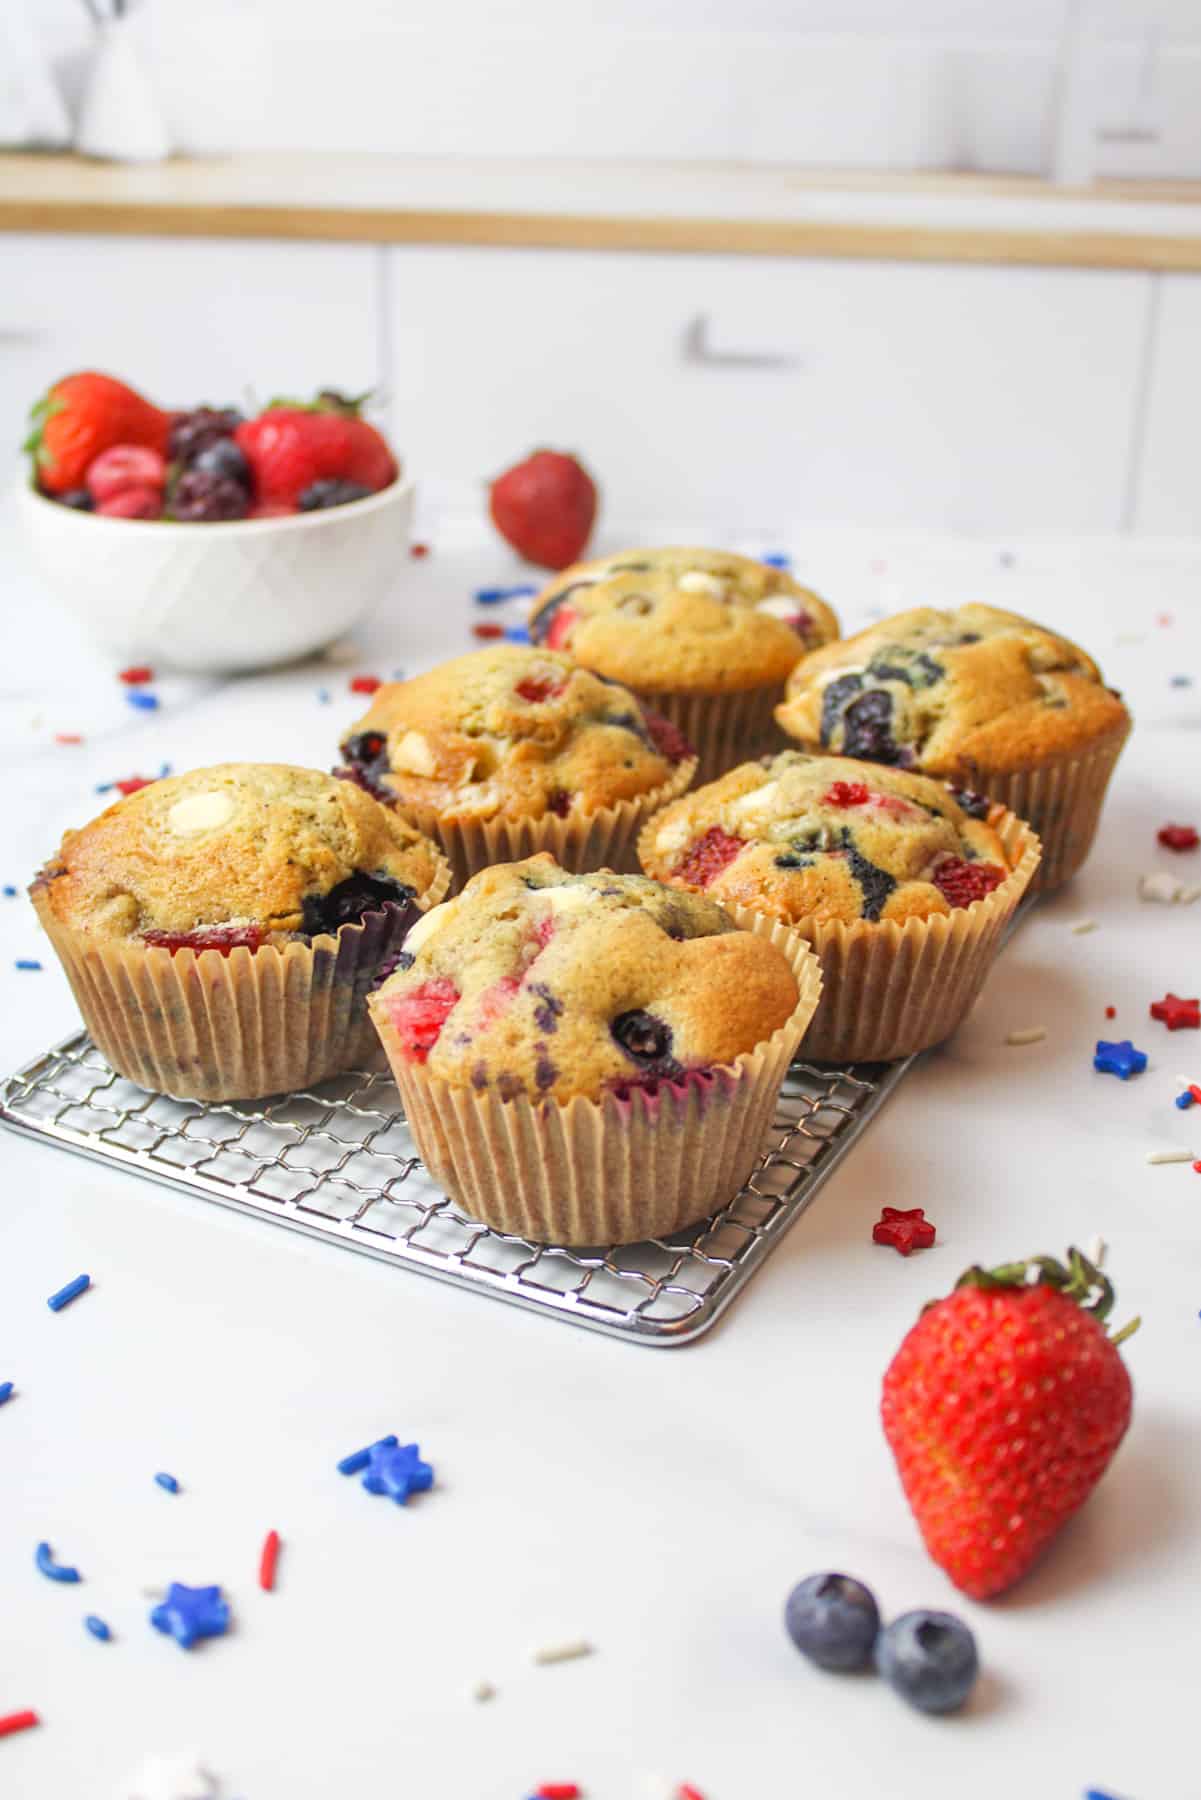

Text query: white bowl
(18, 476), (415, 674)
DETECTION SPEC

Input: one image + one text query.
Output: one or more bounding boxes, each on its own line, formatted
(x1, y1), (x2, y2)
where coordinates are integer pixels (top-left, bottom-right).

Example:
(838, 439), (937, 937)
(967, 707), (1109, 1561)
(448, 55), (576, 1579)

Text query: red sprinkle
(350, 675), (382, 695)
(0, 1711), (39, 1740)
(1158, 823), (1199, 852)
(1190, 1085), (1201, 1105)
(1105, 1005), (1116, 1018)
(536, 1787), (581, 1799)
(873, 1205), (936, 1256)
(677, 1787), (708, 1800)
(54, 733), (83, 745)
(410, 542), (430, 558)
(259, 1529), (281, 1593)
(118, 665), (154, 685)
(472, 621), (505, 640)
(114, 775), (155, 796)
(675, 825), (746, 889)
(823, 780), (870, 808)
(1194, 1162), (1201, 1174)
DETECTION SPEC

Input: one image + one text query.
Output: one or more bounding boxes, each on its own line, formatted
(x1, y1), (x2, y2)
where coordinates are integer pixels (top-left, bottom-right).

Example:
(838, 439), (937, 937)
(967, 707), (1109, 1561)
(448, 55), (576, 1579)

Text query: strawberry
(235, 391), (396, 509)
(882, 1248), (1137, 1600)
(26, 373), (171, 496)
(488, 450), (597, 570)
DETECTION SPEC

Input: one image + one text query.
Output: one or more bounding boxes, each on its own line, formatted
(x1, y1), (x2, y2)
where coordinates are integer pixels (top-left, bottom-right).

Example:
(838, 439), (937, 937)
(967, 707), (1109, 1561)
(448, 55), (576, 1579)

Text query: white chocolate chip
(1140, 871), (1186, 904)
(755, 595), (800, 619)
(654, 818), (692, 854)
(404, 897), (458, 955)
(540, 885), (593, 913)
(393, 730), (436, 777)
(678, 570), (728, 597)
(166, 791), (235, 836)
(728, 780), (780, 822)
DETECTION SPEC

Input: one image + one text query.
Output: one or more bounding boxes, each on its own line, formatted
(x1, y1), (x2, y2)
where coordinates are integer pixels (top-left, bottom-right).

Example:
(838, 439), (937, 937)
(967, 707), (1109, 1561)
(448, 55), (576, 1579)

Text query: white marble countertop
(2, 495), (1200, 1800)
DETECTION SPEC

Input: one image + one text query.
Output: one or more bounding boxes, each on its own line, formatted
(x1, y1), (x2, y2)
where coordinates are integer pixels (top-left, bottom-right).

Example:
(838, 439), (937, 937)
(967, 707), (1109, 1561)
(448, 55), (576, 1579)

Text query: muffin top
(339, 645), (694, 823)
(34, 763), (442, 947)
(526, 546), (839, 694)
(776, 603), (1129, 778)
(369, 854), (799, 1102)
(640, 751), (1017, 925)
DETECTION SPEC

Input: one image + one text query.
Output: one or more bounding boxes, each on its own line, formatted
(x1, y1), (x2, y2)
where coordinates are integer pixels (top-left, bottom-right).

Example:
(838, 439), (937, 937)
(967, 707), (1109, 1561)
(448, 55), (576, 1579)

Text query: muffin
(337, 644), (697, 884)
(639, 751), (1040, 1062)
(368, 855), (822, 1245)
(775, 603), (1129, 890)
(31, 763), (450, 1100)
(527, 547), (839, 783)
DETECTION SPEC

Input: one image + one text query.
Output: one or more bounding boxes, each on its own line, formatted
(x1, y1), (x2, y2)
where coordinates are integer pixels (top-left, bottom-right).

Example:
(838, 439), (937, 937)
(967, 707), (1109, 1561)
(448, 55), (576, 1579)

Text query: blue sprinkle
(503, 626), (532, 644)
(84, 1614), (111, 1642)
(94, 781), (113, 793)
(126, 691), (159, 711)
(2, 885), (16, 897)
(1176, 1091), (1195, 1110)
(390, 669), (405, 680)
(15, 959), (42, 971)
(761, 552), (792, 568)
(361, 1440), (434, 1505)
(149, 1581), (230, 1650)
(158, 762), (172, 777)
(47, 1273), (90, 1312)
(1093, 1039), (1147, 1080)
(474, 584), (537, 604)
(36, 1540), (81, 1583)
(154, 1471), (180, 1494)
(316, 688), (331, 704)
(0, 1381), (13, 1406)
(337, 1432), (397, 1477)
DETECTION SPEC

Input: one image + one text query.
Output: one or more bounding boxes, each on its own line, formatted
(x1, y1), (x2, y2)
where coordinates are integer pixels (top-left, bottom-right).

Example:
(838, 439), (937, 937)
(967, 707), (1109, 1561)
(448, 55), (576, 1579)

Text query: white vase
(75, 17), (170, 164)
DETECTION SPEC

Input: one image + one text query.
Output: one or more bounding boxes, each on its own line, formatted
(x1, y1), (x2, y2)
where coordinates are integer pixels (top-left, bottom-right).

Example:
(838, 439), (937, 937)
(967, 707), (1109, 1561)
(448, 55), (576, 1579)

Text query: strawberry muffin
(338, 645), (697, 883)
(369, 855), (822, 1244)
(639, 751), (1039, 1062)
(527, 547), (839, 783)
(775, 603), (1129, 890)
(32, 763), (449, 1099)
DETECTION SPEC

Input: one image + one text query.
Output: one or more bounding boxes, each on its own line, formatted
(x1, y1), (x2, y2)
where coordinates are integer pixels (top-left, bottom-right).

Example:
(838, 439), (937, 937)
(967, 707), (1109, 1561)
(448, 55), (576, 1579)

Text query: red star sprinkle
(1151, 993), (1201, 1030)
(872, 1206), (936, 1256)
(1158, 824), (1199, 852)
(349, 674), (382, 695)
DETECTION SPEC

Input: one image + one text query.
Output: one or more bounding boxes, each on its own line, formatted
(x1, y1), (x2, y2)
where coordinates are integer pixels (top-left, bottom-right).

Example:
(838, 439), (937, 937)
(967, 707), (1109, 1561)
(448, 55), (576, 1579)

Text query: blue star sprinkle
(362, 1440), (434, 1505)
(1093, 1039), (1147, 1080)
(149, 1582), (230, 1650)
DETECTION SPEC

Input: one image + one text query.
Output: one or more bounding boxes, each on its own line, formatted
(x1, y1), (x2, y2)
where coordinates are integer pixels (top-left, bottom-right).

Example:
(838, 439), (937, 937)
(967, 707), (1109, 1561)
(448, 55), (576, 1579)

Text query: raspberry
(142, 925), (265, 955)
(931, 858), (1006, 908)
(545, 605), (579, 651)
(1158, 823), (1199, 852)
(823, 780), (870, 808)
(386, 977), (460, 1061)
(675, 826), (746, 888)
(86, 443), (167, 504)
(97, 485), (162, 520)
(515, 675), (567, 704)
(642, 709), (694, 765)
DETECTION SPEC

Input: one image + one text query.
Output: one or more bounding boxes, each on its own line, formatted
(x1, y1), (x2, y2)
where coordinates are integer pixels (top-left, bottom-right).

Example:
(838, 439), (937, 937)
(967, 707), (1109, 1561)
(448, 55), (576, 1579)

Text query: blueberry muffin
(775, 604), (1129, 890)
(369, 855), (822, 1244)
(527, 547), (840, 783)
(338, 645), (696, 883)
(31, 763), (450, 1099)
(639, 752), (1040, 1062)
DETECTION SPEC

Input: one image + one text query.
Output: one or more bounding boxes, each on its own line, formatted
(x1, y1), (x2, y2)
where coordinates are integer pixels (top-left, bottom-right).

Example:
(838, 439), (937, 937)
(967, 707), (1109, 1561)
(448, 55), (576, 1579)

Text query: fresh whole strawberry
(881, 1247), (1137, 1600)
(489, 449), (597, 570)
(26, 373), (170, 496)
(235, 390), (397, 510)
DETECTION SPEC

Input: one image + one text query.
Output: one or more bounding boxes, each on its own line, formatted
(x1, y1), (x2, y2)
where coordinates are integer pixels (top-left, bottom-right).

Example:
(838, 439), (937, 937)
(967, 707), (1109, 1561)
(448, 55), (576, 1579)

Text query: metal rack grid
(0, 1032), (914, 1347)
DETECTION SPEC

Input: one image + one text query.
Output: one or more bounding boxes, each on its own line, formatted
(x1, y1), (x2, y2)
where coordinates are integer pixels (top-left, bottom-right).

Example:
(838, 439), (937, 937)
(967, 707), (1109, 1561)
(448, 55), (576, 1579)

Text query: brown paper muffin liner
(396, 753), (697, 889)
(633, 683), (787, 787)
(370, 924), (822, 1246)
(31, 852), (451, 1102)
(957, 718), (1129, 893)
(638, 807), (1041, 1065)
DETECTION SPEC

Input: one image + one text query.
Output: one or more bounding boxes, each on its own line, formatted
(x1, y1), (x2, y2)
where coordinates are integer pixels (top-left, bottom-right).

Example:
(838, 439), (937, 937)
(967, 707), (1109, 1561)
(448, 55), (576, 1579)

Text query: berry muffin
(639, 751), (1040, 1062)
(369, 855), (822, 1244)
(31, 764), (450, 1100)
(527, 547), (839, 783)
(775, 604), (1129, 891)
(338, 644), (697, 884)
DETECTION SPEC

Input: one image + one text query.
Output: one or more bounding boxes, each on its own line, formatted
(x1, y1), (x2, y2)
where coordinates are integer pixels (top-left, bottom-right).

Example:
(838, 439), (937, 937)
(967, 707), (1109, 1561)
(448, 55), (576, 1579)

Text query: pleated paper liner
(30, 850), (451, 1103)
(638, 806), (1041, 1065)
(369, 922), (822, 1247)
(395, 753), (697, 890)
(957, 717), (1129, 893)
(632, 682), (787, 787)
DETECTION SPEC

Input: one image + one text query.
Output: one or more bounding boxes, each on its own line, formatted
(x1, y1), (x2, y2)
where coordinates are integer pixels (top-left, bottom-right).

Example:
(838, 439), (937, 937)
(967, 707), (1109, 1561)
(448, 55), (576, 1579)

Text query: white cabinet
(0, 236), (382, 456)
(1133, 276), (1201, 536)
(385, 247), (1149, 533)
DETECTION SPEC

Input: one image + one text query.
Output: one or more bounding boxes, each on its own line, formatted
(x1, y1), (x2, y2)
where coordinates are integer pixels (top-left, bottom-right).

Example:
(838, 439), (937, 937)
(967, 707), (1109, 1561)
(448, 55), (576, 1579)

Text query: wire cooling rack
(0, 1032), (913, 1347)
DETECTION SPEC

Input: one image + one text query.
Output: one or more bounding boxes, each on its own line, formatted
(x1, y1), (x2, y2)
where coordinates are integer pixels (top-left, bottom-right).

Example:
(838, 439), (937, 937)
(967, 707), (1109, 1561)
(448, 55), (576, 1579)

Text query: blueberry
(842, 689), (900, 762)
(301, 872), (415, 936)
(875, 1610), (979, 1714)
(610, 1010), (682, 1080)
(948, 785), (991, 820)
(298, 478), (373, 511)
(838, 830), (896, 922)
(820, 672), (864, 746)
(58, 487), (94, 511)
(193, 438), (250, 486)
(170, 469), (249, 523)
(784, 1573), (880, 1672)
(169, 406), (243, 465)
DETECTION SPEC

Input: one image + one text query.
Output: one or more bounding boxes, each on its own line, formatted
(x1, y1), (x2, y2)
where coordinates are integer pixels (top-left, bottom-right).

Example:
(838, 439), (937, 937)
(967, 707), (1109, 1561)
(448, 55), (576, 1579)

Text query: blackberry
(170, 470), (250, 523)
(169, 407), (243, 465)
(193, 438), (251, 487)
(300, 872), (415, 936)
(298, 479), (373, 511)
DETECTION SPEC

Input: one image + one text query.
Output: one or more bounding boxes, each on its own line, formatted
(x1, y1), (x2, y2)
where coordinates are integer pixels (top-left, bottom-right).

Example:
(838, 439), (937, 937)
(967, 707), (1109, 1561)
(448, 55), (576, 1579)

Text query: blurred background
(4, 0), (1201, 534)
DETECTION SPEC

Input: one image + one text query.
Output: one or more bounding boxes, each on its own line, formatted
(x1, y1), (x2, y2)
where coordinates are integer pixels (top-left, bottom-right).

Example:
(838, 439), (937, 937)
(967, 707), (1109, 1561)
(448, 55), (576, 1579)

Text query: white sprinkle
(1147, 1149), (1194, 1165)
(1070, 918), (1099, 935)
(1005, 1026), (1047, 1046)
(1140, 872), (1184, 904)
(532, 1638), (594, 1666)
(471, 1679), (496, 1703)
(1086, 1235), (1107, 1268)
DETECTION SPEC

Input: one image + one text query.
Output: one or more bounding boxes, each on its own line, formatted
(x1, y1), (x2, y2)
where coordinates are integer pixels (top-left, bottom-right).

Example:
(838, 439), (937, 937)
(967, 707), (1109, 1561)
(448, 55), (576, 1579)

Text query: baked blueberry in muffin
(640, 751), (1017, 924)
(371, 855), (799, 1103)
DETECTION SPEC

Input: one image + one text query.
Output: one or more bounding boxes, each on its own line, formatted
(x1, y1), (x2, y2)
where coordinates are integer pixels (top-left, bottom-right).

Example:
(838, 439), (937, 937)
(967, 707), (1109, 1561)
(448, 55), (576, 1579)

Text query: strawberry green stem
(954, 1245), (1139, 1343)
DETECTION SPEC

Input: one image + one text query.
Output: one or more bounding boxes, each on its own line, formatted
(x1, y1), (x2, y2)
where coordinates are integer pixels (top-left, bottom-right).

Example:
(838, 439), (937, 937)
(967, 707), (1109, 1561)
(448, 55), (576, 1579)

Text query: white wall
(25, 0), (1201, 176)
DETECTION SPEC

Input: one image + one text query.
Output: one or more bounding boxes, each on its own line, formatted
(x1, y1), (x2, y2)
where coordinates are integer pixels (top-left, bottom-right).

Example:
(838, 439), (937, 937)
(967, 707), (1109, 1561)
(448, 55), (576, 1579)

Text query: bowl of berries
(19, 372), (412, 673)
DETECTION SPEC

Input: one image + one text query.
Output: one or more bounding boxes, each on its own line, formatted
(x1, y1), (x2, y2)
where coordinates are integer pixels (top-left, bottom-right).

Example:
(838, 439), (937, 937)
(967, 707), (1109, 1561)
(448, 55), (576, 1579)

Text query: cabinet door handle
(681, 313), (802, 370)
